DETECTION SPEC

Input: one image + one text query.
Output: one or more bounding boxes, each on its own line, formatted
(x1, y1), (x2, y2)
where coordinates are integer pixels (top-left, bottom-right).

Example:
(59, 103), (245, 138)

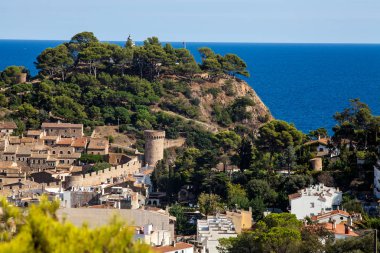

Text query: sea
(1, 40), (380, 134)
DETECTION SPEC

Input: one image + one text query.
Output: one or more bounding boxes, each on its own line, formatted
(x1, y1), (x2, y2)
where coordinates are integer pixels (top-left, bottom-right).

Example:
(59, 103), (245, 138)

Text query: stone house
(41, 122), (83, 138)
(87, 138), (109, 155)
(0, 121), (17, 135)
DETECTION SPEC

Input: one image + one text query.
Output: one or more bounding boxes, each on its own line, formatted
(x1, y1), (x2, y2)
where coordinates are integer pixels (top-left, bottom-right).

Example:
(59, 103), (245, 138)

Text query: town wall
(64, 156), (141, 188)
(164, 138), (186, 149)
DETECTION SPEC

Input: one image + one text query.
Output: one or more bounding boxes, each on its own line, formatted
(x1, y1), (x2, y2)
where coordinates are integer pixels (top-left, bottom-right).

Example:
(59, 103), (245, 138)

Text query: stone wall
(64, 156), (141, 188)
(164, 138), (186, 149)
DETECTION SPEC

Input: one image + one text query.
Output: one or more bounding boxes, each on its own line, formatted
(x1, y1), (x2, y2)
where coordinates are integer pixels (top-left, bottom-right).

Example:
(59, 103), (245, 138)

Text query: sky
(1, 0), (380, 43)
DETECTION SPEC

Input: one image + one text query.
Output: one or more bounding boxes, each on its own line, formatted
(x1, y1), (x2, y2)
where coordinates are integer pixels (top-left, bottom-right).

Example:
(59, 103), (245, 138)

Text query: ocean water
(1, 40), (380, 134)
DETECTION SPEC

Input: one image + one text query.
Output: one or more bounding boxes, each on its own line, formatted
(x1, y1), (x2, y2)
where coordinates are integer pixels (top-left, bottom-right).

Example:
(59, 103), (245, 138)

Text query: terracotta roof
(155, 242), (193, 253)
(0, 121), (17, 129)
(42, 122), (83, 128)
(21, 137), (35, 143)
(71, 137), (87, 148)
(27, 130), (42, 136)
(9, 137), (21, 144)
(311, 210), (350, 221)
(56, 138), (74, 145)
(88, 138), (109, 150)
(30, 153), (49, 159)
(323, 222), (358, 237)
(41, 136), (59, 141)
(288, 192), (302, 200)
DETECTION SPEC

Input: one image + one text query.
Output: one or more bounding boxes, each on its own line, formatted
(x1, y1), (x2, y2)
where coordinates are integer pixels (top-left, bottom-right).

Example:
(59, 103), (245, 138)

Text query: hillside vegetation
(0, 32), (271, 144)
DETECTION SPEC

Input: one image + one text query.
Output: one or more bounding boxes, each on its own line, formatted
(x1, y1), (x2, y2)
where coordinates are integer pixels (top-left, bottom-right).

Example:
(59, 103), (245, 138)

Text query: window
(68, 151), (71, 154)
(52, 151), (56, 154)
(310, 202), (314, 208)
(60, 151), (63, 154)
(319, 147), (324, 152)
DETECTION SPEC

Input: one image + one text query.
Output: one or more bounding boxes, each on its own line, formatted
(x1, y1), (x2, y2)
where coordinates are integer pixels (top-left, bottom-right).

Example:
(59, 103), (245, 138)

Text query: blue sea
(1, 40), (380, 134)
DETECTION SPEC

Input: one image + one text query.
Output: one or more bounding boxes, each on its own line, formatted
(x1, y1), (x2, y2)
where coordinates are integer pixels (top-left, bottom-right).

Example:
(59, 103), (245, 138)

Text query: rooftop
(41, 122), (83, 129)
(155, 242), (193, 253)
(0, 121), (17, 129)
(88, 138), (109, 150)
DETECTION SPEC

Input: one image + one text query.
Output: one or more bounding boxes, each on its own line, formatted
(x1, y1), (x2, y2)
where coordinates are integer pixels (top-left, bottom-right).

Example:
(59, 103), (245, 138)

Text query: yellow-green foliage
(0, 196), (152, 253)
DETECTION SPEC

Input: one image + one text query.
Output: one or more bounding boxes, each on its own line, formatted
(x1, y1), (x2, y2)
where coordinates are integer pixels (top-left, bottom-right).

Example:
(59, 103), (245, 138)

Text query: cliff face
(159, 76), (272, 132)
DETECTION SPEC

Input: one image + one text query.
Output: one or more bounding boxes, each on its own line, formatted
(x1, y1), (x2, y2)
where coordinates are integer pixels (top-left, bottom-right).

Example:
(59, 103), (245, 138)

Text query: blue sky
(1, 0), (380, 43)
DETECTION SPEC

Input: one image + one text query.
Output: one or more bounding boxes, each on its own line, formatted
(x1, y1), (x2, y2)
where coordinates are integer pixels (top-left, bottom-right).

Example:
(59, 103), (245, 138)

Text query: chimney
(171, 240), (176, 247)
(332, 220), (336, 230)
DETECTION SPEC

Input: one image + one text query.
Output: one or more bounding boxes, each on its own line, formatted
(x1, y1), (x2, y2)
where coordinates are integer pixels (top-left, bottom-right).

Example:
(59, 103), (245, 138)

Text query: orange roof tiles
(71, 137), (87, 148)
(88, 138), (109, 150)
(155, 242), (193, 253)
(311, 210), (350, 221)
(0, 121), (17, 129)
(323, 222), (358, 237)
(288, 192), (302, 200)
(56, 138), (74, 145)
(304, 138), (330, 146)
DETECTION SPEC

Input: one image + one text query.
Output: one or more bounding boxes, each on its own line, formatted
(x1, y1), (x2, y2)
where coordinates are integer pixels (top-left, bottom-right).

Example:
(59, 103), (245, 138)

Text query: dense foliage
(0, 197), (152, 253)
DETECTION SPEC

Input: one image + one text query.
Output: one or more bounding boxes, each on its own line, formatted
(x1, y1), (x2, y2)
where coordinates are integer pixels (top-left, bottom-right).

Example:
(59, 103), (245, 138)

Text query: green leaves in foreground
(0, 196), (152, 253)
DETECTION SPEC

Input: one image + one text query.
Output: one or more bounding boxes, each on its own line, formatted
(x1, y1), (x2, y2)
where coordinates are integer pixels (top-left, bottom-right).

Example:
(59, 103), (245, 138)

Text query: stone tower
(144, 130), (165, 167)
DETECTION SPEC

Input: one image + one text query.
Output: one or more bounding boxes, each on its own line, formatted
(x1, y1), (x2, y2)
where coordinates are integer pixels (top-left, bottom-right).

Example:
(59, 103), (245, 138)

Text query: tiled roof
(311, 210), (350, 221)
(155, 242), (193, 253)
(288, 192), (302, 200)
(0, 121), (17, 129)
(42, 122), (83, 128)
(41, 136), (60, 141)
(27, 130), (42, 136)
(9, 137), (21, 144)
(323, 222), (358, 237)
(56, 138), (74, 145)
(71, 137), (87, 148)
(21, 137), (35, 143)
(88, 138), (109, 150)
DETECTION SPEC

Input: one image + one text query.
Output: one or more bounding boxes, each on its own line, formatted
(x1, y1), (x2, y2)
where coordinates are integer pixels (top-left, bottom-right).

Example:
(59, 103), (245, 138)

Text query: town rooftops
(71, 137), (88, 148)
(155, 242), (193, 253)
(41, 122), (83, 129)
(323, 222), (358, 237)
(27, 130), (42, 136)
(0, 121), (17, 129)
(311, 210), (350, 221)
(56, 138), (74, 145)
(88, 138), (109, 150)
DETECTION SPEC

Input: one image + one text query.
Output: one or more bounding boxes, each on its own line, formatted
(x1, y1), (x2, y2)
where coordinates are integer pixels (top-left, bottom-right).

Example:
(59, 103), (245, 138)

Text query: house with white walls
(289, 183), (342, 219)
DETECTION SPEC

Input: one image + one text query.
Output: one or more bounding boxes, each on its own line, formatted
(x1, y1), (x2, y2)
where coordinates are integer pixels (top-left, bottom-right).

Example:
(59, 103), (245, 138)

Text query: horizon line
(0, 38), (380, 45)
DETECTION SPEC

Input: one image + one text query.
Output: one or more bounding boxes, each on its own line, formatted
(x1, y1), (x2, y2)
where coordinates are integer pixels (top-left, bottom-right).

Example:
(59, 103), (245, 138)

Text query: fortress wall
(164, 138), (186, 149)
(65, 156), (141, 188)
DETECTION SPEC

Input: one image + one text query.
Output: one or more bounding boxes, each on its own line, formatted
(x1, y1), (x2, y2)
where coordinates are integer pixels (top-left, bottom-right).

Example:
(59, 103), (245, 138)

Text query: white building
(197, 215), (237, 253)
(289, 183), (342, 219)
(374, 160), (380, 198)
(134, 224), (172, 247)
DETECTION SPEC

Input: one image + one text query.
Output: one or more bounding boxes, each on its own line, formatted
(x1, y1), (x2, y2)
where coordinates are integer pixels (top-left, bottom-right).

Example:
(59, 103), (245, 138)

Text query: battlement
(65, 156), (142, 188)
(144, 130), (165, 140)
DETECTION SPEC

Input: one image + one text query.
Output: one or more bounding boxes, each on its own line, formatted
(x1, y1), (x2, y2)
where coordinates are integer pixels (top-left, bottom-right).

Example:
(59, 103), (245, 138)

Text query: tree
(256, 120), (304, 167)
(246, 179), (277, 206)
(0, 196), (152, 252)
(198, 193), (223, 215)
(227, 183), (250, 209)
(238, 138), (254, 172)
(35, 44), (74, 80)
(279, 145), (297, 175)
(222, 54), (250, 78)
(78, 43), (112, 78)
(219, 213), (303, 253)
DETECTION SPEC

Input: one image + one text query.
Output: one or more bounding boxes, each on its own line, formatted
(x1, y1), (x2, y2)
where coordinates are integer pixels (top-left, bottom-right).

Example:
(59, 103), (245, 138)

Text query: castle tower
(144, 130), (165, 167)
